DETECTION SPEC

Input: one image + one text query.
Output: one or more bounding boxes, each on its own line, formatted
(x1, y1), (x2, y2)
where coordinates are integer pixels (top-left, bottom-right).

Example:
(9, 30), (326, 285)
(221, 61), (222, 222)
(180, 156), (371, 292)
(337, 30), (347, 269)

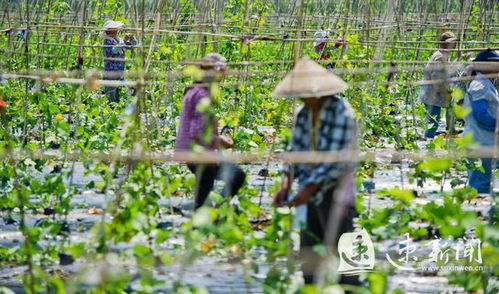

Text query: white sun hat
(313, 30), (329, 47)
(99, 20), (124, 37)
(272, 57), (349, 99)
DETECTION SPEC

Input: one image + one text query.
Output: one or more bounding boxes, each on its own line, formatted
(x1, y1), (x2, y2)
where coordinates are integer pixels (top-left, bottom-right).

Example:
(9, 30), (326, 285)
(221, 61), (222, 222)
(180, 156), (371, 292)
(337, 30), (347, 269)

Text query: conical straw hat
(272, 58), (348, 98)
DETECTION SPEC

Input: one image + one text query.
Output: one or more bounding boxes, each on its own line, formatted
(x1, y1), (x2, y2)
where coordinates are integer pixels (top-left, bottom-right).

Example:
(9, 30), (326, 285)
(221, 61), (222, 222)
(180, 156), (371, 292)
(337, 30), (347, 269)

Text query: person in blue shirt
(463, 49), (499, 193)
(100, 20), (137, 103)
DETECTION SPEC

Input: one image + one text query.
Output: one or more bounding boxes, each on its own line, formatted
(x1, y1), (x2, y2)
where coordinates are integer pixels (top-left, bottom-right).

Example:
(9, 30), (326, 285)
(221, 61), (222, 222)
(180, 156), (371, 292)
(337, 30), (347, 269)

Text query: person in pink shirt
(175, 53), (246, 210)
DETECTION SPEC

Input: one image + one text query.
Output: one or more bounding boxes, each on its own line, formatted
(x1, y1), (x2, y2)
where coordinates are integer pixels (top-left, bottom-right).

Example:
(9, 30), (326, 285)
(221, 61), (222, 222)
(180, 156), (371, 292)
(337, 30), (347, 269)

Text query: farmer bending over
(100, 20), (137, 103)
(313, 29), (345, 70)
(272, 58), (359, 287)
(175, 53), (246, 210)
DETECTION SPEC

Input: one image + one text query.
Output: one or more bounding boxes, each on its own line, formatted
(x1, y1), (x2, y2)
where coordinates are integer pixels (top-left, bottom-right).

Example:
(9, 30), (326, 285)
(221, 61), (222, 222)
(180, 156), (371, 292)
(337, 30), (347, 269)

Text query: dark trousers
(468, 158), (493, 194)
(300, 192), (359, 287)
(104, 86), (120, 103)
(187, 164), (246, 209)
(104, 75), (124, 104)
(424, 103), (454, 138)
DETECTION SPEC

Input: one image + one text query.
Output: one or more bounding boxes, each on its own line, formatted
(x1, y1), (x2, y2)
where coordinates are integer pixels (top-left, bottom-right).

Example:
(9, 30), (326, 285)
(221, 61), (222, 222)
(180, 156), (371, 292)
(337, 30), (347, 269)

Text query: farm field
(0, 0), (498, 293)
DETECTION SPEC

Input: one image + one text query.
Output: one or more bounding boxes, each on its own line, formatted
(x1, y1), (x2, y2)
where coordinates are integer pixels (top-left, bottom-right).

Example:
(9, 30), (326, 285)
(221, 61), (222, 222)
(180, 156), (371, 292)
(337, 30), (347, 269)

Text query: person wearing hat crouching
(313, 29), (345, 70)
(100, 20), (137, 103)
(272, 58), (360, 287)
(463, 49), (499, 194)
(420, 31), (458, 139)
(175, 53), (246, 210)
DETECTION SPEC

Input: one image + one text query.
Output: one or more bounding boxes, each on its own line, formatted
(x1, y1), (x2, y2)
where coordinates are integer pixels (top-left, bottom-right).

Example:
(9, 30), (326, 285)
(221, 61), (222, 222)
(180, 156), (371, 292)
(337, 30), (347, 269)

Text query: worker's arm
(273, 108), (309, 207)
(273, 140), (297, 207)
(123, 34), (138, 47)
(287, 183), (321, 207)
(111, 43), (124, 54)
(103, 39), (120, 56)
(468, 79), (497, 132)
(273, 172), (292, 207)
(109, 36), (137, 54)
(471, 99), (497, 132)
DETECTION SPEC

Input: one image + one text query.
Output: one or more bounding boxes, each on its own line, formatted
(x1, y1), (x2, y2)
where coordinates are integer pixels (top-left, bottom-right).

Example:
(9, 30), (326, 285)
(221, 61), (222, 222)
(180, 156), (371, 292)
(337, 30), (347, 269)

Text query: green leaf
(455, 132), (476, 148)
(453, 104), (471, 120)
(210, 83), (221, 103)
(367, 271), (387, 294)
(196, 97), (211, 113)
(387, 187), (415, 203)
(66, 242), (85, 258)
(48, 104), (59, 115)
(452, 88), (465, 100)
(156, 230), (170, 244)
(420, 158), (452, 173)
(192, 207), (216, 227)
(133, 244), (151, 256)
(183, 65), (204, 81)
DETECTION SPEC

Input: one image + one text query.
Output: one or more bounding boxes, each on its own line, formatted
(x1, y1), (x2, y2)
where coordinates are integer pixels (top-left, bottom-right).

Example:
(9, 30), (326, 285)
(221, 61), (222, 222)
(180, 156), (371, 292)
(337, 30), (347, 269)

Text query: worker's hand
(272, 188), (289, 207)
(219, 135), (234, 149)
(288, 184), (321, 207)
(334, 35), (345, 48)
(124, 34), (132, 41)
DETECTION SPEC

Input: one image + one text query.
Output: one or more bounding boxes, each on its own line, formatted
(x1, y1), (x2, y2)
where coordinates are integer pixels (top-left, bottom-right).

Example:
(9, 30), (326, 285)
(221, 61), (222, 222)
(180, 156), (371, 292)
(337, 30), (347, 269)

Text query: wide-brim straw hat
(440, 31), (457, 43)
(188, 53), (237, 75)
(272, 58), (348, 98)
(200, 53), (228, 71)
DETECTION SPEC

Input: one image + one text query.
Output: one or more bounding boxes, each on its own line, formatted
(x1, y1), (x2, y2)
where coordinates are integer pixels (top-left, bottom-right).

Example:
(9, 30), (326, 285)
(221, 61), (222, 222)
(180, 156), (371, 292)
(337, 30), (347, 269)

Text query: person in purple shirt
(175, 53), (246, 210)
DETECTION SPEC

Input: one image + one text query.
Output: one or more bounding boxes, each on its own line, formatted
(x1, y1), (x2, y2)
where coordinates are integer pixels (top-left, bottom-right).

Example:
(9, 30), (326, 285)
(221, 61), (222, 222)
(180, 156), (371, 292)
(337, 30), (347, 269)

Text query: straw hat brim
(443, 37), (457, 43)
(186, 56), (236, 76)
(272, 58), (348, 98)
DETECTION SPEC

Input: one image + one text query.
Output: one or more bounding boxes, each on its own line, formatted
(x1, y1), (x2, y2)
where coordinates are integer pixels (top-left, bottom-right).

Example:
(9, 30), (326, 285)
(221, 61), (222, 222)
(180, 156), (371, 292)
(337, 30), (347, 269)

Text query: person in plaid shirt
(272, 58), (359, 286)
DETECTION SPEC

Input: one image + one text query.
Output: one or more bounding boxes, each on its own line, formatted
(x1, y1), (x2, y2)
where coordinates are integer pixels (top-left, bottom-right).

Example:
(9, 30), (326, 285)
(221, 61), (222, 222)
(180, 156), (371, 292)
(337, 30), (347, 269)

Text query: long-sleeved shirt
(285, 96), (358, 206)
(103, 36), (136, 79)
(463, 73), (499, 146)
(175, 86), (218, 151)
(420, 50), (453, 108)
(314, 43), (333, 61)
(471, 100), (496, 132)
